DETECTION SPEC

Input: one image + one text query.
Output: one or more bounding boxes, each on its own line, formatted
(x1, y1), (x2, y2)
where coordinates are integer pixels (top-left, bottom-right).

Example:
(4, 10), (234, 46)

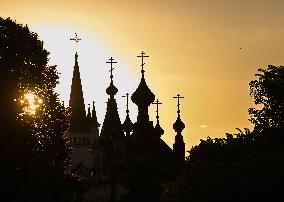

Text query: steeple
(153, 99), (164, 137)
(100, 57), (124, 140)
(131, 51), (155, 124)
(86, 103), (92, 124)
(91, 101), (100, 127)
(87, 104), (91, 118)
(122, 93), (133, 136)
(173, 94), (185, 164)
(69, 52), (87, 131)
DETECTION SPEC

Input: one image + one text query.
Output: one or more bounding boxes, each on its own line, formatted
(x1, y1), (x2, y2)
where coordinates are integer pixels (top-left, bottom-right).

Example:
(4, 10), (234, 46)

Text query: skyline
(2, 0), (284, 150)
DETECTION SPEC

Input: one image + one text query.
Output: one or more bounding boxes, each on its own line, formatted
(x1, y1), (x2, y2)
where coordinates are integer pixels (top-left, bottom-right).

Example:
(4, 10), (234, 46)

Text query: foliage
(161, 128), (284, 202)
(249, 65), (284, 130)
(0, 17), (85, 201)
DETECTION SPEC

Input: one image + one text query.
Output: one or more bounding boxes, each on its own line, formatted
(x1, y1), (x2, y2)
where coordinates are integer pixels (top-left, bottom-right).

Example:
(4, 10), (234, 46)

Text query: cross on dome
(106, 57), (117, 82)
(153, 99), (162, 121)
(173, 94), (184, 115)
(137, 51), (149, 76)
(122, 93), (130, 114)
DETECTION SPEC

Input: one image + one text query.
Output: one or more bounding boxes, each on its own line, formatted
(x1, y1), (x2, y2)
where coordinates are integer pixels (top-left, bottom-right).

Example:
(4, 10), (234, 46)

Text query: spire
(122, 93), (133, 136)
(131, 51), (155, 123)
(86, 103), (92, 125)
(91, 101), (100, 126)
(69, 52), (87, 131)
(153, 99), (164, 137)
(173, 94), (185, 164)
(100, 57), (124, 140)
(87, 104), (91, 118)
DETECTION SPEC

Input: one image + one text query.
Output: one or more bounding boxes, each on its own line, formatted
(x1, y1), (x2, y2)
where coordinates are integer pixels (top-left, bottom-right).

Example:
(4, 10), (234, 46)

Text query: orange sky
(2, 0), (284, 152)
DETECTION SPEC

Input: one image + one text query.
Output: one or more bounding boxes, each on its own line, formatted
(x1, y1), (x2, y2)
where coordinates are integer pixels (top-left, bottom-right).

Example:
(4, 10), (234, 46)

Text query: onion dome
(106, 82), (118, 97)
(173, 115), (185, 133)
(155, 122), (164, 137)
(131, 76), (155, 107)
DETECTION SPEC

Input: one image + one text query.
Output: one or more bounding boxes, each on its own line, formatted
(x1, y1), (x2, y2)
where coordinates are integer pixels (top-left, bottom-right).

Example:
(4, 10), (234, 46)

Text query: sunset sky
(2, 0), (284, 151)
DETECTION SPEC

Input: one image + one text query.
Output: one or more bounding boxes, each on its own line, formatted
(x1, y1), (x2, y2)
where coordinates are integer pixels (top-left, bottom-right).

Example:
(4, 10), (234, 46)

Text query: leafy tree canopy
(249, 65), (284, 130)
(0, 17), (85, 201)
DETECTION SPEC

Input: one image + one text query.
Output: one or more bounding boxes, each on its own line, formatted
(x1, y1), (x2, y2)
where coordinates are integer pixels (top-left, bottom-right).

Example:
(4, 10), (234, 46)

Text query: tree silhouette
(249, 65), (284, 130)
(0, 17), (85, 201)
(161, 65), (284, 202)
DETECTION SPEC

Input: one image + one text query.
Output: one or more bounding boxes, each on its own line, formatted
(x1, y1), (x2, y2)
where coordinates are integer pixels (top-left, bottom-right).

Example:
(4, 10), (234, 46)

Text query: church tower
(122, 93), (134, 137)
(69, 52), (87, 132)
(99, 57), (126, 202)
(100, 57), (124, 140)
(173, 94), (186, 165)
(131, 52), (155, 125)
(130, 52), (172, 157)
(69, 33), (100, 172)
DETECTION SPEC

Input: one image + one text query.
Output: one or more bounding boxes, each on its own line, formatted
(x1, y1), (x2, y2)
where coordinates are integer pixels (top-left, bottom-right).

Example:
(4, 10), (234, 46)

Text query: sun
(20, 92), (43, 116)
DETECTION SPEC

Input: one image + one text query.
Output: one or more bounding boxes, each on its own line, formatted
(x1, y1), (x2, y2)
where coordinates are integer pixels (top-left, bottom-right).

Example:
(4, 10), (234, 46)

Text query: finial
(87, 103), (91, 117)
(153, 99), (162, 123)
(91, 101), (100, 126)
(173, 94), (184, 115)
(106, 57), (117, 83)
(137, 51), (149, 77)
(122, 93), (130, 114)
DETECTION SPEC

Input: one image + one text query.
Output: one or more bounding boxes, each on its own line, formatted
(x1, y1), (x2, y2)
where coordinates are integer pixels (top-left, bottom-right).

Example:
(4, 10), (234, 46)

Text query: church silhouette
(68, 49), (186, 202)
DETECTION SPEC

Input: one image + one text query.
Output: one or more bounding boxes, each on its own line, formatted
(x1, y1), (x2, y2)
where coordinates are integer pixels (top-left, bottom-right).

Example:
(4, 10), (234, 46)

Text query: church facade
(68, 51), (186, 202)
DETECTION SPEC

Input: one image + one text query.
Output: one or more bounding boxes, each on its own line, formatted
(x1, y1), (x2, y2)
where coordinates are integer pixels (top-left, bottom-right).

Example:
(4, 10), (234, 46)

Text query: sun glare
(21, 92), (43, 116)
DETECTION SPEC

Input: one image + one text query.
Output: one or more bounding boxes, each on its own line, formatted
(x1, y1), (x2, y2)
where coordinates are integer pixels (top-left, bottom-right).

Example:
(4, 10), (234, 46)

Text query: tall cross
(106, 57), (117, 82)
(173, 94), (184, 115)
(70, 33), (81, 46)
(137, 51), (149, 75)
(122, 93), (130, 114)
(153, 99), (162, 121)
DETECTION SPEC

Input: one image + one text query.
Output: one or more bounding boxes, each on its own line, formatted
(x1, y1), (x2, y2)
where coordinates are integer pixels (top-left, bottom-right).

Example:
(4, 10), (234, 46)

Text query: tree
(0, 17), (85, 201)
(161, 129), (284, 202)
(249, 65), (284, 130)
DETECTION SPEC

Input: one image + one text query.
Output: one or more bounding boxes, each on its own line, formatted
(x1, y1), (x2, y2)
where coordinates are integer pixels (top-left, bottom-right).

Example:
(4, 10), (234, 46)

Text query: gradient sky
(2, 0), (284, 151)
